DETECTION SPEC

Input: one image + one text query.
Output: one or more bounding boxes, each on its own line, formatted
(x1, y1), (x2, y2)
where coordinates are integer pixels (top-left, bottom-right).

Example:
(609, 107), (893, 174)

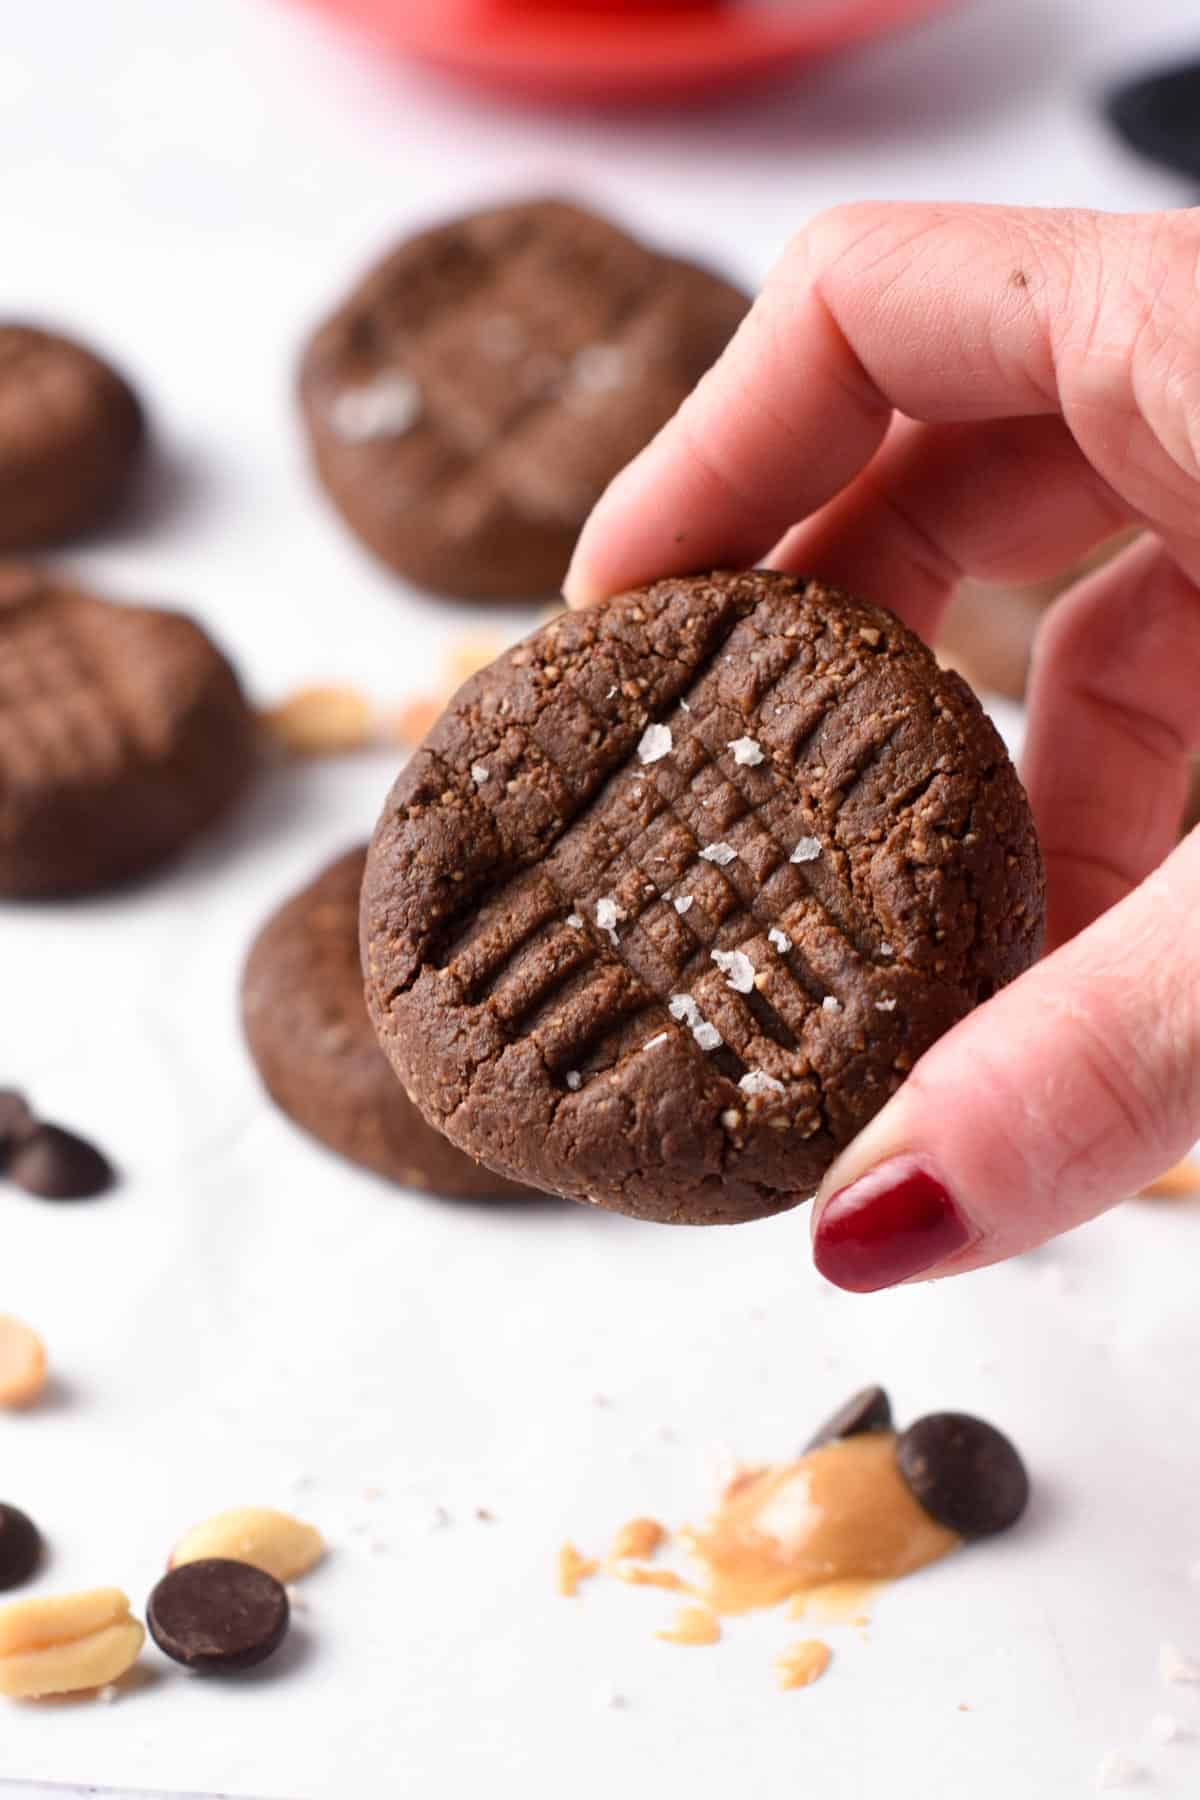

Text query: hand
(565, 202), (1200, 1289)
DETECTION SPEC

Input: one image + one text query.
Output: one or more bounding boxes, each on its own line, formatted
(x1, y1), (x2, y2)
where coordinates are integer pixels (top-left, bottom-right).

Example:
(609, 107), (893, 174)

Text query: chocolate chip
(0, 1091), (36, 1165)
(0, 1503), (42, 1590)
(804, 1385), (892, 1453)
(7, 1123), (114, 1200)
(147, 1558), (289, 1672)
(896, 1412), (1029, 1539)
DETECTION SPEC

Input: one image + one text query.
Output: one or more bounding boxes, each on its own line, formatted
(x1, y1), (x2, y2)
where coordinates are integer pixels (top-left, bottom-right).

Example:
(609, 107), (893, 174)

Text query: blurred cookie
(0, 565), (254, 897)
(243, 846), (535, 1199)
(298, 198), (748, 600)
(0, 326), (144, 549)
(362, 571), (1043, 1224)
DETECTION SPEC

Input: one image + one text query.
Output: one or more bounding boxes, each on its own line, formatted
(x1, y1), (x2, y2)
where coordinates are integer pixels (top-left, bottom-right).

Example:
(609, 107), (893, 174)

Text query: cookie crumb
(638, 723), (673, 764)
(739, 1070), (785, 1097)
(700, 842), (737, 866)
(729, 736), (764, 767)
(768, 927), (791, 952)
(1149, 1713), (1182, 1744)
(711, 949), (755, 994)
(673, 895), (694, 915)
(557, 1543), (599, 1598)
(566, 1071), (583, 1091)
(470, 762), (490, 785)
(875, 998), (897, 1012)
(1094, 1750), (1142, 1788)
(693, 1022), (723, 1052)
(657, 1605), (720, 1646)
(776, 1639), (832, 1691)
(1160, 1642), (1200, 1684)
(791, 837), (821, 864)
(821, 996), (841, 1016)
(475, 1508), (495, 1523)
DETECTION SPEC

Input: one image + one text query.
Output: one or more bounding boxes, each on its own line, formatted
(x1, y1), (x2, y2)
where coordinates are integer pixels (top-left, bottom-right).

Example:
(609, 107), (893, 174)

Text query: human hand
(565, 202), (1200, 1289)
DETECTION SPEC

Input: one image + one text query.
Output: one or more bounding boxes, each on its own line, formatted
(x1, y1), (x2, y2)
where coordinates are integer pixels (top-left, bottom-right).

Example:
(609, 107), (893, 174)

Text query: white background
(2, 2), (1200, 1796)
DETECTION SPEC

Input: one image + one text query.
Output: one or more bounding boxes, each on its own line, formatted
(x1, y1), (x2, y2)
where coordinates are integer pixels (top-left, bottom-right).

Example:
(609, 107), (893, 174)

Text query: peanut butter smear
(681, 1433), (958, 1615)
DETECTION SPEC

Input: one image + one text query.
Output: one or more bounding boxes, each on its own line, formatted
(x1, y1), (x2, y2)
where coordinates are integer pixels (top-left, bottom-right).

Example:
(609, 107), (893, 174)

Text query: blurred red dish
(299, 0), (960, 104)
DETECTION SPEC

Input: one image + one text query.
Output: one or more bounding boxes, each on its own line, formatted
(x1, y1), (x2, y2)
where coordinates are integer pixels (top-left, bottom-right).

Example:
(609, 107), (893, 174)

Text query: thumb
(809, 833), (1200, 1291)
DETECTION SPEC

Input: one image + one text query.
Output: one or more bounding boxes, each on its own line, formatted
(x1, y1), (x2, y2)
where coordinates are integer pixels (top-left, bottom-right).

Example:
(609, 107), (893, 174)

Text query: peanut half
(0, 1588), (144, 1698)
(170, 1506), (324, 1583)
(0, 1315), (47, 1408)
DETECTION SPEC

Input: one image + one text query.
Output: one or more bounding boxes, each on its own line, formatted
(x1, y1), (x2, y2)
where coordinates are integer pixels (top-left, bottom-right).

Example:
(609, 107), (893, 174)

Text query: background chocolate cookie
(363, 571), (1044, 1225)
(243, 846), (534, 1200)
(0, 325), (145, 549)
(298, 199), (748, 600)
(0, 565), (255, 897)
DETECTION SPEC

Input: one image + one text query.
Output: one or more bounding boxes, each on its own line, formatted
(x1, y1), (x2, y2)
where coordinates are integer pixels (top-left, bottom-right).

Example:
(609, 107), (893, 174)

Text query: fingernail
(813, 1156), (972, 1293)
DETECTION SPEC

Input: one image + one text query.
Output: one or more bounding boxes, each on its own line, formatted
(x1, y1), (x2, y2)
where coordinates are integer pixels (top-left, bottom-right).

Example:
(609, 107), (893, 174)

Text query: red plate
(300, 0), (961, 105)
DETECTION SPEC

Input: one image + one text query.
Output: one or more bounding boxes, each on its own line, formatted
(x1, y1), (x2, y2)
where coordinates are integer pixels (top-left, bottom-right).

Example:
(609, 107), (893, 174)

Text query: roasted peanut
(0, 1588), (143, 1698)
(169, 1505), (324, 1583)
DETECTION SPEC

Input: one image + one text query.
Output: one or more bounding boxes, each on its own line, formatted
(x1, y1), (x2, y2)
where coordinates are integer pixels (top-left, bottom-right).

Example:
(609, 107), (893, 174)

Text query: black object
(1106, 60), (1200, 181)
(0, 1504), (42, 1591)
(147, 1559), (290, 1672)
(804, 1385), (893, 1454)
(896, 1412), (1029, 1539)
(7, 1123), (114, 1200)
(0, 1091), (35, 1165)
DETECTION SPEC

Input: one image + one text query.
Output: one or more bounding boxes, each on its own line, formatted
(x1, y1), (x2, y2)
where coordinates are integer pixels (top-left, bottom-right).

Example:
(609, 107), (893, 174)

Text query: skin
(565, 202), (1200, 1280)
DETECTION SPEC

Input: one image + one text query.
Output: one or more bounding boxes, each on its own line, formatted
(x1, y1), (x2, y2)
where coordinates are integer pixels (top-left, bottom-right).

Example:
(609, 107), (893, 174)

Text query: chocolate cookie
(0, 326), (144, 549)
(0, 565), (255, 897)
(243, 846), (534, 1199)
(298, 199), (748, 600)
(362, 571), (1044, 1224)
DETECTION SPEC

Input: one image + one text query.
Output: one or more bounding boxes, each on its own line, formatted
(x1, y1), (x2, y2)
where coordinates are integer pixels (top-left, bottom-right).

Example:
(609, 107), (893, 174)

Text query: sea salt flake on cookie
(637, 723), (672, 764)
(700, 842), (737, 866)
(566, 912), (584, 929)
(693, 1022), (723, 1052)
(711, 949), (755, 994)
(566, 1071), (583, 1091)
(791, 837), (821, 864)
(875, 998), (897, 1012)
(470, 763), (490, 785)
(669, 995), (701, 1028)
(728, 736), (764, 767)
(768, 927), (791, 952)
(822, 996), (841, 1015)
(673, 896), (694, 915)
(643, 1033), (669, 1052)
(595, 895), (626, 943)
(330, 372), (421, 442)
(739, 1070), (785, 1097)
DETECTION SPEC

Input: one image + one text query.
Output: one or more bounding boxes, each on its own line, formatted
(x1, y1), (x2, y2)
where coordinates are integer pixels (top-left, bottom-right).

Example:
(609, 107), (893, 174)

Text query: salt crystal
(700, 842), (737, 866)
(679, 698), (691, 713)
(875, 998), (897, 1012)
(573, 344), (630, 394)
(768, 927), (791, 952)
(791, 837), (821, 864)
(693, 1022), (723, 1052)
(566, 912), (584, 929)
(669, 995), (701, 1027)
(644, 1032), (669, 1051)
(1160, 1642), (1200, 1684)
(674, 896), (694, 915)
(330, 372), (421, 442)
(470, 762), (490, 785)
(712, 949), (755, 994)
(638, 723), (672, 764)
(1149, 1713), (1182, 1744)
(1095, 1750), (1142, 1788)
(729, 736), (764, 767)
(822, 996), (841, 1015)
(566, 1071), (583, 1091)
(607, 685), (618, 699)
(739, 1070), (785, 1097)
(880, 942), (894, 956)
(595, 895), (626, 943)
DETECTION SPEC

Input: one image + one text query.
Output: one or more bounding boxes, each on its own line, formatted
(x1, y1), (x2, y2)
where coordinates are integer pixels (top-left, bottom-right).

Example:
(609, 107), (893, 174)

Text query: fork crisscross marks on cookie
(300, 199), (749, 599)
(363, 572), (1044, 1224)
(0, 569), (254, 898)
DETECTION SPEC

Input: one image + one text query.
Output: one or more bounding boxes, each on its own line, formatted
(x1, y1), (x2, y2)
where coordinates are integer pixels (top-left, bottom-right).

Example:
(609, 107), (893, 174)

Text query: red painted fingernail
(813, 1156), (972, 1293)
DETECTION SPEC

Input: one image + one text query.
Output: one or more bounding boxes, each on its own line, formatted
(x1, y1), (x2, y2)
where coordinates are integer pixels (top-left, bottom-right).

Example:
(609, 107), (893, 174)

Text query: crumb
(711, 948), (755, 994)
(768, 927), (791, 952)
(858, 626), (882, 647)
(700, 842), (737, 866)
(791, 837), (821, 864)
(728, 736), (764, 767)
(775, 1640), (832, 1691)
(958, 1703), (971, 1713)
(656, 1605), (720, 1646)
(557, 1542), (599, 1598)
(638, 723), (672, 764)
(475, 1507), (495, 1523)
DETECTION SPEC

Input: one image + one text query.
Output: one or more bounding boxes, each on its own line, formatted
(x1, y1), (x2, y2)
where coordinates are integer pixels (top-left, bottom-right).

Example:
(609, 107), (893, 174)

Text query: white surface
(2, 2), (1199, 1797)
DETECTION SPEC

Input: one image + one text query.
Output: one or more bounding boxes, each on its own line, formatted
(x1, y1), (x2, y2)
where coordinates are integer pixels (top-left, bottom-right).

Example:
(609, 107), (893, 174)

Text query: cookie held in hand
(298, 199), (747, 600)
(0, 325), (144, 549)
(0, 565), (255, 897)
(362, 571), (1044, 1224)
(243, 847), (535, 1200)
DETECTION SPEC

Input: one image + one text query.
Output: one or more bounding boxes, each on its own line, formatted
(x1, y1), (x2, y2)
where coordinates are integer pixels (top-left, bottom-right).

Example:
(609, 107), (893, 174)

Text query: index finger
(564, 202), (1200, 605)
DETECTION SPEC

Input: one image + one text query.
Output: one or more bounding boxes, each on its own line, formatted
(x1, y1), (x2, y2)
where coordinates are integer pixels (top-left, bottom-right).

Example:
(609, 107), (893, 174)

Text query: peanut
(0, 1316), (46, 1408)
(0, 1588), (143, 1698)
(261, 685), (374, 756)
(169, 1506), (324, 1583)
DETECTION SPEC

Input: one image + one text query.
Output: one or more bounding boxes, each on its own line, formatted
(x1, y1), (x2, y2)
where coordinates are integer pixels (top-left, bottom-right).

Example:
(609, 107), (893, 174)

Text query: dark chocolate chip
(1105, 62), (1200, 181)
(0, 1503), (42, 1590)
(0, 1091), (36, 1164)
(7, 1123), (114, 1200)
(896, 1412), (1029, 1539)
(804, 1385), (893, 1453)
(147, 1558), (289, 1672)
